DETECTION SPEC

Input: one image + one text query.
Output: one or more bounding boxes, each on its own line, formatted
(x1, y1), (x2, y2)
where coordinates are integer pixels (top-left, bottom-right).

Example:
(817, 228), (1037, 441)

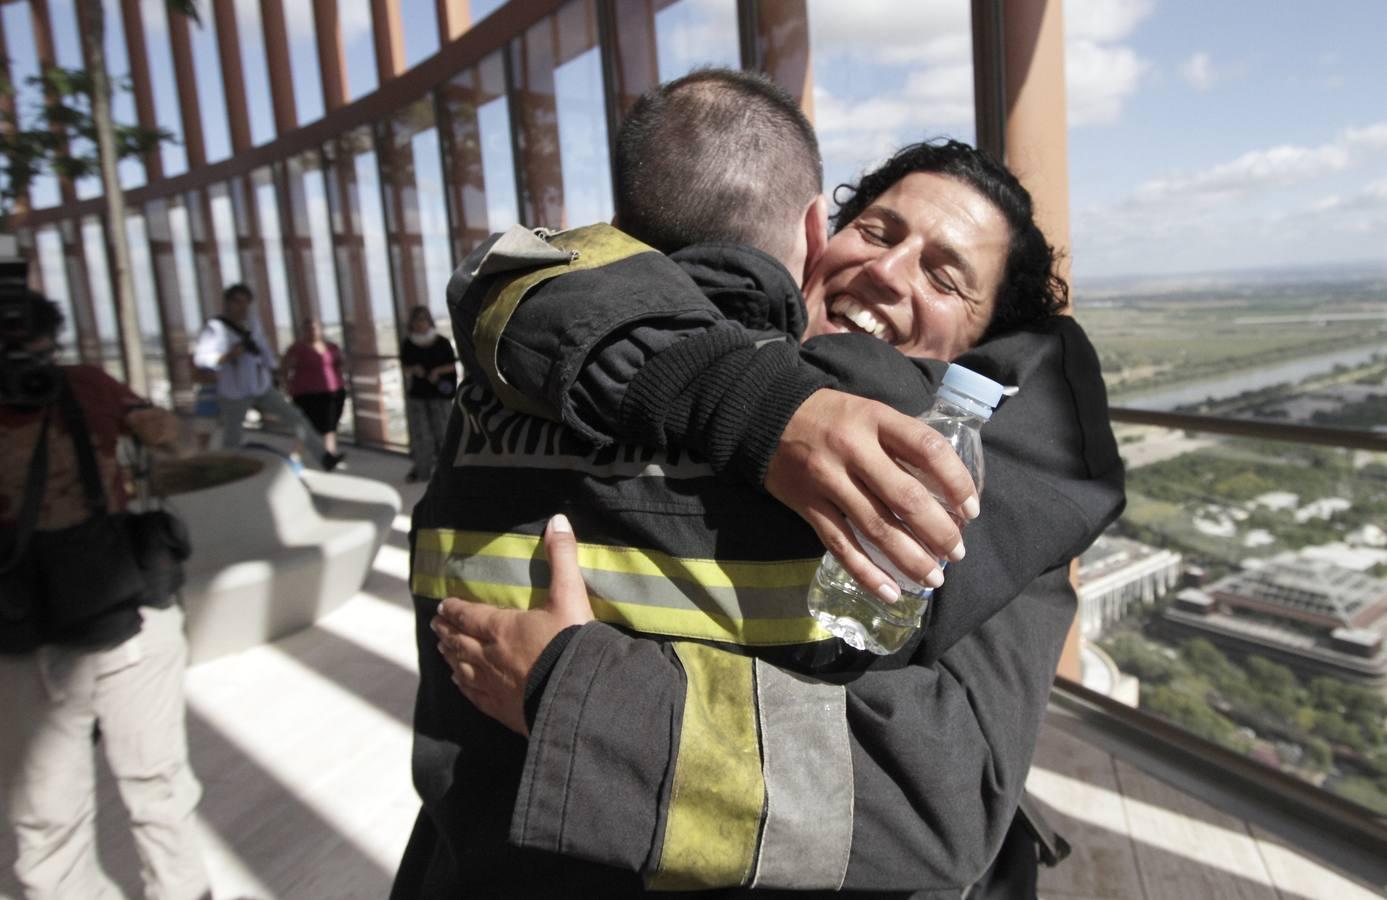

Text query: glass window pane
(208, 182), (242, 286)
(323, 127), (405, 448)
(379, 98), (454, 341)
(354, 146), (396, 345)
(477, 85), (518, 231)
(554, 43), (613, 228)
(654, 0), (738, 81)
(283, 151), (343, 330)
(188, 10), (232, 161)
(437, 53), (509, 259)
(253, 168), (296, 349)
(35, 227), (78, 361)
(233, 0), (277, 145)
(48, 0), (82, 68)
(1090, 424), (1387, 816)
(401, 0), (440, 68)
(510, 11), (567, 228)
(100, 0), (144, 190)
(48, 0), (102, 200)
(183, 188), (227, 322)
(125, 211), (169, 405)
(166, 198), (205, 336)
(140, 0), (188, 176)
(340, 1), (378, 101)
(471, 0), (508, 23)
(284, 3), (323, 124)
(1067, 5), (1387, 432)
(79, 216), (123, 379)
(145, 197), (197, 408)
(805, 0), (975, 210)
(2, 1), (61, 207)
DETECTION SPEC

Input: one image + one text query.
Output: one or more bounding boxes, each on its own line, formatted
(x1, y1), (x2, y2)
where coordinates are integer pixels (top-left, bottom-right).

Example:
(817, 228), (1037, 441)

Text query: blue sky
(5, 0), (1384, 288)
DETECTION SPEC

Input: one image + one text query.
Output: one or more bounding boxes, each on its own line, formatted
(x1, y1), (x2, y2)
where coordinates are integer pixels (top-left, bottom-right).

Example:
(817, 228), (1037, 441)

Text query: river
(1111, 344), (1386, 411)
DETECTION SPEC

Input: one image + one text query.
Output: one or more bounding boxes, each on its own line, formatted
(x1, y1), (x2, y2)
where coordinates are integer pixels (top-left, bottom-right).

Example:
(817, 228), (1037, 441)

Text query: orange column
(509, 14), (566, 229)
(989, 0), (1081, 679)
(436, 0), (471, 43)
(167, 8), (207, 168)
(604, 0), (658, 118)
(751, 0), (814, 123)
(260, 0), (298, 134)
(312, 0), (349, 112)
(211, 0), (253, 154)
(371, 0), (406, 81)
(1001, 0), (1072, 289)
(119, 0), (164, 180)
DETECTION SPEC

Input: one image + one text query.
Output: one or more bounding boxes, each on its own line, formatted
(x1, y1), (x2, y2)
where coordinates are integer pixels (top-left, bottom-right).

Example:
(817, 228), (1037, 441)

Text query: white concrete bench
(165, 452), (401, 664)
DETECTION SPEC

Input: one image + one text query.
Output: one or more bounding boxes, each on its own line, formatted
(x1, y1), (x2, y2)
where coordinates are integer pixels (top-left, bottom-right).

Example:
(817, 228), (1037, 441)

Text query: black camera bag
(0, 375), (190, 652)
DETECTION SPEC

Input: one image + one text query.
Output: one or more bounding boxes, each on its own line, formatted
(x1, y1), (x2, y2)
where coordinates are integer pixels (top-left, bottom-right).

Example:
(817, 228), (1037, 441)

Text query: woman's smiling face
(802, 171), (1010, 361)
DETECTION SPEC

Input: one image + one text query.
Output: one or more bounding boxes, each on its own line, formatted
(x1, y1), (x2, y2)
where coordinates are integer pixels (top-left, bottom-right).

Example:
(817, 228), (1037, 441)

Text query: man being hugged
(397, 69), (1123, 898)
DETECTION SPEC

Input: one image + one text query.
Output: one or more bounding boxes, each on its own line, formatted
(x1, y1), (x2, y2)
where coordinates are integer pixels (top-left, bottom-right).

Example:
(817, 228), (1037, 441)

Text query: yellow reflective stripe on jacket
(647, 643), (764, 891)
(413, 528), (831, 646)
(474, 223), (660, 419)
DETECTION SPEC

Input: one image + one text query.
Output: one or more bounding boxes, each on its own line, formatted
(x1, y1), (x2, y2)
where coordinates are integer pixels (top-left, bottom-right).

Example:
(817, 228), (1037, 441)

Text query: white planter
(163, 453), (401, 664)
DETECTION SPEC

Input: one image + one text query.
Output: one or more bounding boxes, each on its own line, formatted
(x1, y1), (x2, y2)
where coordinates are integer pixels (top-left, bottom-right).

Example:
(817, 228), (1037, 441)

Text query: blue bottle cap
(940, 364), (1005, 416)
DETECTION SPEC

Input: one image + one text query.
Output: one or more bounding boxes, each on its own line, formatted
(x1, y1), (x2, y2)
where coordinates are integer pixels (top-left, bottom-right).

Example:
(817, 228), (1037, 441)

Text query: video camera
(0, 247), (61, 407)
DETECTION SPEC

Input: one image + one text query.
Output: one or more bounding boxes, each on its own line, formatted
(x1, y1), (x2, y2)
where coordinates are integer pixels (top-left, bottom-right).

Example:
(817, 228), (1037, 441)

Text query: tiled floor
(3, 442), (1382, 898)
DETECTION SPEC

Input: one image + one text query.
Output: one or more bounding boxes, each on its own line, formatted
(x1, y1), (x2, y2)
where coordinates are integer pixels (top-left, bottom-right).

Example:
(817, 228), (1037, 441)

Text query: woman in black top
(400, 306), (458, 482)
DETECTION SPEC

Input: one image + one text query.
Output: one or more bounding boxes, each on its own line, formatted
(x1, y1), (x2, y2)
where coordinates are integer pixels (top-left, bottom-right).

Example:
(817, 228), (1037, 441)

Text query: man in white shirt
(193, 283), (342, 471)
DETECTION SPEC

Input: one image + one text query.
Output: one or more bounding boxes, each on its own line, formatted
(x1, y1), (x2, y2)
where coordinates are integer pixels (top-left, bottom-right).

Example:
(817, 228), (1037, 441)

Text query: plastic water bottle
(807, 363), (1005, 654)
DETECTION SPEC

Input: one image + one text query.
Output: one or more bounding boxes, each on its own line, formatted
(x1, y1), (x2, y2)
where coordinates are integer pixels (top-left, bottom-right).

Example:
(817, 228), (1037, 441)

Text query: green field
(1074, 275), (1387, 398)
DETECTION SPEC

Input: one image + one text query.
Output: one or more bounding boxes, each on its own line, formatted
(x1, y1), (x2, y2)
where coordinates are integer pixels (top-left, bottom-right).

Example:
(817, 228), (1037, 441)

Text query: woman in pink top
(282, 317), (347, 455)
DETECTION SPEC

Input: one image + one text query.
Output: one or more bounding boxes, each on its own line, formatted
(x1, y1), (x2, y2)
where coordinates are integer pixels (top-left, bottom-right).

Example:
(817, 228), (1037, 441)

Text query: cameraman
(193, 283), (343, 471)
(0, 291), (210, 898)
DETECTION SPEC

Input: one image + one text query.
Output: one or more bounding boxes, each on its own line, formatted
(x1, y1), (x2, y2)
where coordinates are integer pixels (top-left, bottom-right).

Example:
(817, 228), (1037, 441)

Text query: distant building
(1077, 535), (1183, 639)
(1163, 557), (1387, 684)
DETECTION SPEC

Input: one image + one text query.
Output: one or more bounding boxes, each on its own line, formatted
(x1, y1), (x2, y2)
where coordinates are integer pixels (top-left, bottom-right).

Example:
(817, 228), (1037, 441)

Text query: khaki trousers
(0, 606), (209, 900)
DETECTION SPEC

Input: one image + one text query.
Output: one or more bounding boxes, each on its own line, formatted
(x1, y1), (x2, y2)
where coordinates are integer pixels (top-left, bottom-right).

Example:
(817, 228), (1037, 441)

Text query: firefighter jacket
(394, 225), (1125, 898)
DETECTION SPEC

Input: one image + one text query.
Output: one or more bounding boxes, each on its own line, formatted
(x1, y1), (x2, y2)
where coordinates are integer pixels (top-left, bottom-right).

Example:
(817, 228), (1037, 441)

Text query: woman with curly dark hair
(803, 138), (1068, 357)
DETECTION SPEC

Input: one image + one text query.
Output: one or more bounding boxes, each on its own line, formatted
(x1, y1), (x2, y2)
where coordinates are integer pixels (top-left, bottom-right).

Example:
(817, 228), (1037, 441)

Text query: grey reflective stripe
(751, 660), (853, 890)
(413, 547), (815, 619)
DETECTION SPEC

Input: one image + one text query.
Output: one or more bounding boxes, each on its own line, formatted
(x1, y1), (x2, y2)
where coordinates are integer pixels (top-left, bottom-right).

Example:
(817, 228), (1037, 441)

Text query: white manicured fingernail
(876, 581), (902, 604)
(436, 601), (445, 616)
(925, 568), (945, 589)
(947, 542), (966, 562)
(550, 514), (572, 534)
(961, 497), (980, 520)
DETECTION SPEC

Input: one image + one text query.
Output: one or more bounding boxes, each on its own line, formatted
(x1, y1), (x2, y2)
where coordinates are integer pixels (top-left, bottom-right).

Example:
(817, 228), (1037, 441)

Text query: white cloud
(1066, 40), (1150, 126)
(1136, 145), (1351, 201)
(808, 0), (971, 66)
(1313, 179), (1387, 213)
(1131, 122), (1387, 204)
(813, 60), (974, 144)
(1180, 52), (1215, 91)
(1064, 0), (1156, 43)
(1345, 123), (1387, 152)
(271, 0), (370, 43)
(1063, 0), (1155, 127)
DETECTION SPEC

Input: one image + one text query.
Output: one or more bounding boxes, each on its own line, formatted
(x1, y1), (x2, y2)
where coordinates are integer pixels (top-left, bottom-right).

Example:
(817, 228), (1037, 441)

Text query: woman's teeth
(830, 297), (890, 340)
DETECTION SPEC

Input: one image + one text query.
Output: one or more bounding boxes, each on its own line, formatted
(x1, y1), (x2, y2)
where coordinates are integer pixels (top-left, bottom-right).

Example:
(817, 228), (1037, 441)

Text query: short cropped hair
(614, 68), (822, 260)
(223, 283), (254, 304)
(831, 139), (1068, 338)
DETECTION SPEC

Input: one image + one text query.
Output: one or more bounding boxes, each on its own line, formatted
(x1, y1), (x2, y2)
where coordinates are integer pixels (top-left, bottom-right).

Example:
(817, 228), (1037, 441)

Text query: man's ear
(801, 194), (829, 283)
